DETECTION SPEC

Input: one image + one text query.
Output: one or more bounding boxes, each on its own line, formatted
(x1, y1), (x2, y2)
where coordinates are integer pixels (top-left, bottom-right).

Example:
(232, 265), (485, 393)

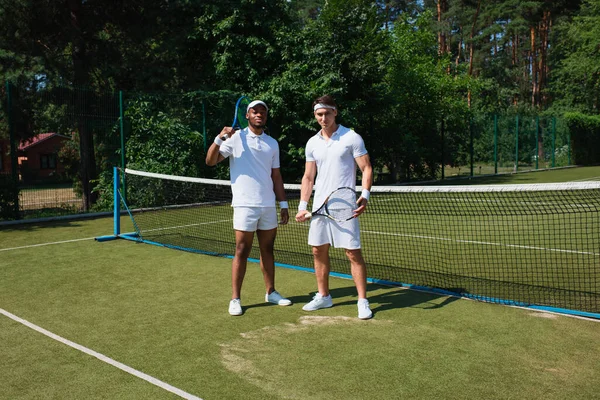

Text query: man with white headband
(295, 95), (374, 319)
(206, 99), (291, 316)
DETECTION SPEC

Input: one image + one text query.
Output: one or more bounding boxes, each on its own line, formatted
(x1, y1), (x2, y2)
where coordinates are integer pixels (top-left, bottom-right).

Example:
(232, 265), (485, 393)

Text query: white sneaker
(229, 299), (242, 316)
(302, 293), (333, 311)
(266, 290), (292, 306)
(357, 298), (373, 320)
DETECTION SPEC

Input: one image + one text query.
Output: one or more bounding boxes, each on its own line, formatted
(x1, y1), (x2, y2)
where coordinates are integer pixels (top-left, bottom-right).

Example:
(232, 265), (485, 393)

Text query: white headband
(313, 103), (336, 112)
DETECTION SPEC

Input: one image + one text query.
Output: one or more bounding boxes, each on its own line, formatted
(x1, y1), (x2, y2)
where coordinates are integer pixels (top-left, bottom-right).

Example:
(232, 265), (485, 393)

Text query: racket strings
(232, 96), (250, 129)
(326, 189), (356, 220)
(236, 98), (250, 129)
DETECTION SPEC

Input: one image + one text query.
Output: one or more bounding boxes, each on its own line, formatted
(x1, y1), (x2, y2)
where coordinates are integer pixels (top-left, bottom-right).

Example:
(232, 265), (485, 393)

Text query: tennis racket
(305, 187), (357, 222)
(232, 96), (250, 130)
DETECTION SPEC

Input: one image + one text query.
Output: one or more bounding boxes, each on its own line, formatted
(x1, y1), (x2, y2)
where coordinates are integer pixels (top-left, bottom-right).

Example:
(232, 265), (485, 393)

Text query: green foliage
(57, 132), (82, 195)
(378, 11), (472, 180)
(124, 96), (205, 176)
(552, 0), (600, 113)
(564, 112), (600, 165)
(0, 174), (18, 220)
(2, 0), (597, 206)
(262, 0), (393, 181)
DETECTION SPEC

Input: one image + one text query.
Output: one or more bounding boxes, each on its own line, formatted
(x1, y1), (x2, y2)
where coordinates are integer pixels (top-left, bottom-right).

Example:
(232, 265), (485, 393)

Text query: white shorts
(308, 216), (361, 249)
(233, 207), (278, 232)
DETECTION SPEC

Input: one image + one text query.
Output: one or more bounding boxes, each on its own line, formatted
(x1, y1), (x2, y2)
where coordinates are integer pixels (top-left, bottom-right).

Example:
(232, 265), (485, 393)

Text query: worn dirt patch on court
(220, 316), (390, 399)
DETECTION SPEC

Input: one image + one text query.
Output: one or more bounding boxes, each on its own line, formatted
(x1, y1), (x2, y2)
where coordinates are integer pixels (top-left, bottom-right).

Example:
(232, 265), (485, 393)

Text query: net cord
(125, 168), (600, 193)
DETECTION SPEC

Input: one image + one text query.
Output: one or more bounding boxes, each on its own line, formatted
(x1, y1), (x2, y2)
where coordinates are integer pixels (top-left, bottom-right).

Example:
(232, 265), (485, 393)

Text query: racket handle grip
(304, 212), (312, 219)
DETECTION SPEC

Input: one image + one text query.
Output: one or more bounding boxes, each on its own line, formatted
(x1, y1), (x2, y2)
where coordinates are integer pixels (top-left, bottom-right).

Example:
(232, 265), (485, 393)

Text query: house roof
(19, 133), (71, 151)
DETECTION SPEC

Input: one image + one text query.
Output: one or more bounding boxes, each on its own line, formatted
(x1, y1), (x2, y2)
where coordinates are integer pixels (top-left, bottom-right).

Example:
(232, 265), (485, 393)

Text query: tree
(552, 0), (600, 114)
(261, 0), (391, 181)
(383, 11), (470, 180)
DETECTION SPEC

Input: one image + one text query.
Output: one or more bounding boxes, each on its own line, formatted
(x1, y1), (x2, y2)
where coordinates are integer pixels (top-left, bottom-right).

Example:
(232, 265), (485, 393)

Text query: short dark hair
(313, 95), (337, 109)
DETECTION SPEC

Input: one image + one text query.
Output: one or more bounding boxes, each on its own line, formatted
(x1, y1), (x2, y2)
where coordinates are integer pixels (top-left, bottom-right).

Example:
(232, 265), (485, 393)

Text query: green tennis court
(119, 167), (600, 316)
(2, 168), (600, 399)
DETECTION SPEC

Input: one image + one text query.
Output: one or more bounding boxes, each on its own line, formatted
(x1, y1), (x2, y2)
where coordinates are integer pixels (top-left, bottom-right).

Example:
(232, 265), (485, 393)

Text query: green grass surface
(1, 167), (600, 399)
(126, 168), (600, 314)
(1, 213), (600, 399)
(436, 165), (600, 185)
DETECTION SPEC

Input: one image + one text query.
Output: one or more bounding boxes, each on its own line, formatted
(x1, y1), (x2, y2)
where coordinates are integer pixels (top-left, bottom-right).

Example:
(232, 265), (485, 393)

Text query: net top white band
(125, 168), (600, 193)
(313, 103), (336, 112)
(284, 181), (600, 193)
(125, 168), (231, 186)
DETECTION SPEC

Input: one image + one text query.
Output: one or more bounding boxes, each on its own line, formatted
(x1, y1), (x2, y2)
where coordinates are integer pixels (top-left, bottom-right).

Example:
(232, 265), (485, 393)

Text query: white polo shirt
(305, 124), (368, 210)
(219, 128), (280, 207)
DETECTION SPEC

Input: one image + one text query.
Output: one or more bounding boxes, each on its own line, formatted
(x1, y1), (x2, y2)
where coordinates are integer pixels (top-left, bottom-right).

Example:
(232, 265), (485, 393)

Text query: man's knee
(312, 245), (329, 258)
(345, 248), (364, 263)
(235, 240), (252, 258)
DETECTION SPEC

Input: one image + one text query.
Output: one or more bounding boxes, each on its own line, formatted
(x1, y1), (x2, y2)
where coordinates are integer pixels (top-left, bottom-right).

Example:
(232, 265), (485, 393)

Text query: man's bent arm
(206, 127), (233, 166)
(300, 161), (316, 204)
(295, 161), (316, 222)
(356, 154), (373, 192)
(354, 154), (373, 216)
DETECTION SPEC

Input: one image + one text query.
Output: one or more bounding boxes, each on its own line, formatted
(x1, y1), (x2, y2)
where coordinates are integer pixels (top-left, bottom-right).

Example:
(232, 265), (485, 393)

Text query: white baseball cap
(247, 100), (268, 113)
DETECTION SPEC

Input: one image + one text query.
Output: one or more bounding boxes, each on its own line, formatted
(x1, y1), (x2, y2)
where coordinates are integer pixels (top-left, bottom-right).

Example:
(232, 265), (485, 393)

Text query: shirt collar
(317, 125), (342, 140)
(246, 128), (264, 138)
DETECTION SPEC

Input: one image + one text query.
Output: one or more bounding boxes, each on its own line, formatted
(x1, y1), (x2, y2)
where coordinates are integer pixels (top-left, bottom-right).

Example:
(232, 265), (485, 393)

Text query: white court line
(574, 176), (600, 182)
(362, 230), (600, 256)
(0, 220), (233, 252)
(290, 223), (599, 256)
(0, 308), (202, 400)
(0, 237), (96, 252)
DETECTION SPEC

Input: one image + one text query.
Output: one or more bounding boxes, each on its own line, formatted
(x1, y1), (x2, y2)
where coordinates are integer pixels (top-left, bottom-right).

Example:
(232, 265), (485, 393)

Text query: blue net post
(113, 166), (120, 236)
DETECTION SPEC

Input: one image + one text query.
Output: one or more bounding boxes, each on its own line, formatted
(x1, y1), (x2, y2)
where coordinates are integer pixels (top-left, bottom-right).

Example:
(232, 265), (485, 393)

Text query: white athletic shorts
(233, 206), (278, 232)
(308, 216), (361, 249)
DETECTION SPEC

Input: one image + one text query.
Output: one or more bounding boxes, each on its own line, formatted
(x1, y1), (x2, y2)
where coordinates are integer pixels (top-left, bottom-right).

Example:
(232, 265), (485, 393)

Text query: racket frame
(305, 186), (357, 222)
(232, 96), (251, 130)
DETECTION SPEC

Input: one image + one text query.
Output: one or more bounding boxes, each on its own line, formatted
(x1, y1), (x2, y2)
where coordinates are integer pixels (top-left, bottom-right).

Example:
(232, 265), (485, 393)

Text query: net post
(119, 91), (125, 171)
(113, 166), (121, 236)
(119, 91), (127, 201)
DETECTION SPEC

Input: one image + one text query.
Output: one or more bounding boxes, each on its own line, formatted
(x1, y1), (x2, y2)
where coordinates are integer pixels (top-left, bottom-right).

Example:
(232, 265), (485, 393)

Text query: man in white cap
(295, 95), (374, 319)
(206, 99), (291, 316)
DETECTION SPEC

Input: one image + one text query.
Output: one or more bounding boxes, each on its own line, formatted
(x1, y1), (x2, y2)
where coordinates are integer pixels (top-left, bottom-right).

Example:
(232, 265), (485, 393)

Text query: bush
(0, 174), (19, 220)
(564, 112), (600, 165)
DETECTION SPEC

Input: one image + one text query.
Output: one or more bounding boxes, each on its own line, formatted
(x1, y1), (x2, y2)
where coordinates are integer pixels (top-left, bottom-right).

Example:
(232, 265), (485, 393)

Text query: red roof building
(17, 133), (71, 182)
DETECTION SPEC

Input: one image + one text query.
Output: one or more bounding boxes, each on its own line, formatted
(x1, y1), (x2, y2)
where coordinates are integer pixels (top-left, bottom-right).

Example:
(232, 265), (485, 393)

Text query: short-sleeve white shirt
(219, 128), (280, 207)
(305, 124), (367, 210)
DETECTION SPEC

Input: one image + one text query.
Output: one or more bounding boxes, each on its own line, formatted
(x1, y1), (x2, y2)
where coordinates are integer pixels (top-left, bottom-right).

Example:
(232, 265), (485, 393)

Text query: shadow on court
(243, 284), (460, 316)
(329, 284), (461, 316)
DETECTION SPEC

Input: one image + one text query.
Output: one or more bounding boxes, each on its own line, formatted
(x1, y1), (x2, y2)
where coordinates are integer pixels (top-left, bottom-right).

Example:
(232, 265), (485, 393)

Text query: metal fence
(1, 83), (239, 220)
(1, 81), (573, 221)
(440, 114), (570, 179)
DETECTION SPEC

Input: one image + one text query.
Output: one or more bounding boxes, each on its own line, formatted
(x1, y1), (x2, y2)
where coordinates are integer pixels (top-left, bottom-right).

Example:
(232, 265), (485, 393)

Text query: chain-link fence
(1, 81), (575, 221)
(440, 114), (570, 179)
(1, 82), (243, 220)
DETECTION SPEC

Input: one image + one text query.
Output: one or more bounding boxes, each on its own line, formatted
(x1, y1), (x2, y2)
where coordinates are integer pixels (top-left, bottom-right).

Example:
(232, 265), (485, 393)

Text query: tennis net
(117, 168), (600, 317)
